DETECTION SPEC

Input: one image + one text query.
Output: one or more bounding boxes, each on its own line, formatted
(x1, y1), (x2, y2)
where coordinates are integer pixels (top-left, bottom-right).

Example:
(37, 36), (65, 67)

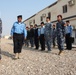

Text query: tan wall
(35, 8), (49, 25)
(24, 0), (76, 27)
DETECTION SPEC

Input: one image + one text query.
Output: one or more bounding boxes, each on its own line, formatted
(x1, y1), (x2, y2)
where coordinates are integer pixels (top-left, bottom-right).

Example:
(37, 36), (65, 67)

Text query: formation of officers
(10, 15), (73, 59)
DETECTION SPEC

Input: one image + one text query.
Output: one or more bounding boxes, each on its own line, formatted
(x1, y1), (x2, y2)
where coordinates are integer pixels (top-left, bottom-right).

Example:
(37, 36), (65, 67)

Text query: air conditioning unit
(42, 14), (46, 18)
(68, 0), (75, 6)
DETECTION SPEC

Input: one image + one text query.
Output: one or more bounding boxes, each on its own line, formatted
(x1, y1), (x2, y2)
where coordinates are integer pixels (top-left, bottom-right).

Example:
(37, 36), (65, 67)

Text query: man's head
(66, 20), (70, 25)
(26, 26), (29, 30)
(41, 22), (44, 27)
(46, 17), (50, 22)
(57, 15), (62, 21)
(34, 24), (37, 28)
(53, 24), (56, 28)
(30, 25), (33, 29)
(17, 15), (22, 22)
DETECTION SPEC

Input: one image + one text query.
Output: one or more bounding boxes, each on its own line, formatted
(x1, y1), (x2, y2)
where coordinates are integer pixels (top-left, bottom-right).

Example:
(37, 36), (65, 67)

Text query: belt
(14, 33), (24, 35)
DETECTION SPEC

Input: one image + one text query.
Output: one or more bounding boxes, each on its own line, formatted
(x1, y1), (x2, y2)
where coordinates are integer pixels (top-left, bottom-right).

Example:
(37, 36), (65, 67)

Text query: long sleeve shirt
(65, 25), (73, 37)
(56, 20), (65, 37)
(29, 28), (34, 38)
(38, 26), (45, 36)
(52, 28), (57, 38)
(44, 22), (53, 38)
(11, 22), (27, 38)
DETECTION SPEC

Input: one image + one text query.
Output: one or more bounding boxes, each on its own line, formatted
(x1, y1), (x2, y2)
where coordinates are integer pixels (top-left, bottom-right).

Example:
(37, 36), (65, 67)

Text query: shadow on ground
(1, 50), (14, 59)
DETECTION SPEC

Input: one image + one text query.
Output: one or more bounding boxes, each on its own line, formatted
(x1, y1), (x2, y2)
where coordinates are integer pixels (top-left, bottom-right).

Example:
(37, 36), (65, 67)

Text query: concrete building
(23, 0), (76, 44)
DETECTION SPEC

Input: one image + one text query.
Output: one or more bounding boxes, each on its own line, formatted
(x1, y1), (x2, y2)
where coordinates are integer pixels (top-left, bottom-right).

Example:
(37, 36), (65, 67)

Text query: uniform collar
(47, 21), (51, 23)
(67, 24), (71, 26)
(17, 21), (23, 24)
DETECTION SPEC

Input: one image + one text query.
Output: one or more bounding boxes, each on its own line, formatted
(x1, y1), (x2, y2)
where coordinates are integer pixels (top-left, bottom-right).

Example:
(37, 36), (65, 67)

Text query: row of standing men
(10, 15), (73, 59)
(25, 15), (73, 55)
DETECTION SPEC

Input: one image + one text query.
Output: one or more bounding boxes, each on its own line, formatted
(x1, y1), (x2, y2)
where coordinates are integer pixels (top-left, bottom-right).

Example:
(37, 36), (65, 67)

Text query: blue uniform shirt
(38, 26), (45, 36)
(65, 25), (73, 37)
(11, 22), (27, 38)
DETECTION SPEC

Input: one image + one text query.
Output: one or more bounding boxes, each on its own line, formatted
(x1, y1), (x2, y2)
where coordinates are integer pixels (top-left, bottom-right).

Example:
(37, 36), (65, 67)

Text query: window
(63, 5), (67, 13)
(33, 19), (35, 24)
(29, 21), (32, 25)
(48, 12), (51, 19)
(41, 16), (43, 21)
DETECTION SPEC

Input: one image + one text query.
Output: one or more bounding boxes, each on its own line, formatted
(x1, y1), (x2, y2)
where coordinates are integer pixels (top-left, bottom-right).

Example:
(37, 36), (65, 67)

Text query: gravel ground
(0, 38), (76, 75)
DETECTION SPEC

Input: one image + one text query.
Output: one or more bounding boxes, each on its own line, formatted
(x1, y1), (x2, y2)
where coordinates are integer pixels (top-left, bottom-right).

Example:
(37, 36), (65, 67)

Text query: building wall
(35, 8), (49, 25)
(24, 0), (76, 44)
(50, 0), (76, 20)
(24, 16), (35, 27)
(24, 0), (76, 26)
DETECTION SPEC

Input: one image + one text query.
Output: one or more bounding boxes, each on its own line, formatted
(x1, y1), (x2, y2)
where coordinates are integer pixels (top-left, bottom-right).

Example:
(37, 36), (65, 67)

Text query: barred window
(41, 16), (43, 21)
(63, 5), (67, 13)
(48, 12), (51, 19)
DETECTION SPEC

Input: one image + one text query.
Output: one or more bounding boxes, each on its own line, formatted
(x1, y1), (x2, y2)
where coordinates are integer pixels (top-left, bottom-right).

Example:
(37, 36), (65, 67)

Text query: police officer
(34, 24), (39, 50)
(11, 15), (27, 59)
(65, 20), (73, 50)
(44, 17), (52, 52)
(56, 15), (65, 55)
(25, 27), (30, 47)
(38, 22), (45, 51)
(0, 18), (2, 60)
(29, 25), (34, 48)
(52, 24), (57, 48)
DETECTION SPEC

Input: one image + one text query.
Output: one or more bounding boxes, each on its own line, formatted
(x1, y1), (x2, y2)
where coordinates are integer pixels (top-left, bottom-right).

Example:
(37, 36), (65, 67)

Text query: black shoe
(41, 49), (45, 51)
(35, 48), (38, 50)
(65, 48), (68, 50)
(68, 49), (72, 50)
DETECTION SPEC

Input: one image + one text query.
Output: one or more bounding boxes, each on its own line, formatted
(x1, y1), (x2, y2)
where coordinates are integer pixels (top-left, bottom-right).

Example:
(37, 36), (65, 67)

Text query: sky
(0, 0), (57, 36)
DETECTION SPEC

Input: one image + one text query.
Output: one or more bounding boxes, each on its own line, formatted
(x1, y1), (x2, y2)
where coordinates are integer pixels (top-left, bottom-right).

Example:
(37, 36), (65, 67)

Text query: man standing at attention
(0, 18), (2, 60)
(29, 25), (34, 48)
(56, 15), (65, 55)
(11, 15), (27, 59)
(34, 24), (39, 50)
(38, 22), (45, 51)
(44, 17), (52, 53)
(65, 20), (73, 50)
(52, 24), (57, 48)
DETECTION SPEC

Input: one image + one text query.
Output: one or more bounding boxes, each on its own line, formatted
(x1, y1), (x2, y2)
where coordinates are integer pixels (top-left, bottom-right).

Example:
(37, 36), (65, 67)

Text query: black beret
(17, 15), (22, 18)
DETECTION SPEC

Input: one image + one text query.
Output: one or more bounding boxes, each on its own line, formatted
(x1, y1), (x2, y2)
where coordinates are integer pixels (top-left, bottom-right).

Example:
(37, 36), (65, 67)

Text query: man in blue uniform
(0, 18), (2, 60)
(38, 22), (45, 51)
(25, 27), (30, 47)
(44, 17), (52, 52)
(65, 20), (73, 50)
(11, 15), (27, 59)
(56, 15), (65, 55)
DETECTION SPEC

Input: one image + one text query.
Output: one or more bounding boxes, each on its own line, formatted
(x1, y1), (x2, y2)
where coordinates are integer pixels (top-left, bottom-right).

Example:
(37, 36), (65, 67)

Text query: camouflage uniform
(44, 22), (52, 51)
(56, 20), (65, 51)
(52, 28), (57, 47)
(0, 19), (2, 59)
